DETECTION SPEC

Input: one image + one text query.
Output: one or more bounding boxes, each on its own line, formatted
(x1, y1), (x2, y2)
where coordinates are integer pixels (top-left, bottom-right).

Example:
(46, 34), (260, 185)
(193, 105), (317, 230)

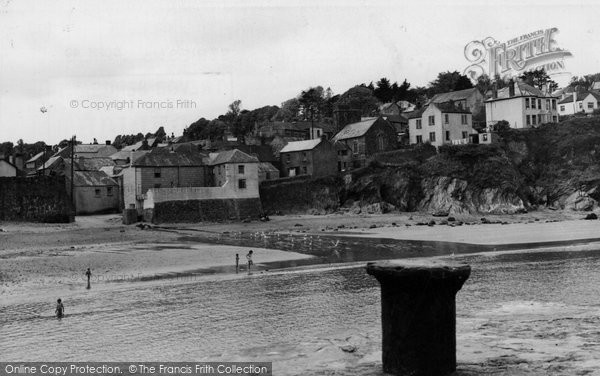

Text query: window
(286, 154), (291, 163)
(429, 132), (436, 142)
(462, 131), (468, 139)
(428, 115), (435, 126)
(154, 168), (161, 178)
(444, 114), (449, 124)
(560, 105), (565, 111)
(531, 98), (536, 109)
(238, 165), (245, 174)
(538, 99), (541, 109)
(538, 114), (542, 124)
(416, 135), (423, 144)
(532, 115), (537, 125)
(579, 102), (583, 109)
(353, 141), (359, 154)
(525, 98), (530, 109)
(461, 114), (468, 125)
(317, 130), (321, 137)
(302, 152), (307, 160)
(265, 172), (270, 180)
(416, 119), (422, 129)
(238, 179), (246, 189)
(482, 134), (488, 142)
(588, 102), (595, 109)
(445, 131), (450, 141)
(107, 187), (113, 196)
(546, 99), (550, 110)
(553, 116), (558, 122)
(302, 166), (307, 175)
(377, 135), (385, 150)
(552, 100), (557, 110)
(94, 188), (101, 197)
(526, 115), (531, 126)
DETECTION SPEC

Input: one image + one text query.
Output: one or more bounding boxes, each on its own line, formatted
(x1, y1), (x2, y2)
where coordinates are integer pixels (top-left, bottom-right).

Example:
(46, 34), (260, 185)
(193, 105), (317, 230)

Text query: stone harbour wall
(0, 176), (73, 223)
(144, 198), (263, 223)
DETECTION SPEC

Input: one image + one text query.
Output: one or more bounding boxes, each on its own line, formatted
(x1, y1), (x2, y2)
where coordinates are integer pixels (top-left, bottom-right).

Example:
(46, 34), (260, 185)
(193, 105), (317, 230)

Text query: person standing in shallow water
(246, 250), (253, 274)
(55, 298), (64, 318)
(235, 254), (240, 273)
(85, 268), (91, 289)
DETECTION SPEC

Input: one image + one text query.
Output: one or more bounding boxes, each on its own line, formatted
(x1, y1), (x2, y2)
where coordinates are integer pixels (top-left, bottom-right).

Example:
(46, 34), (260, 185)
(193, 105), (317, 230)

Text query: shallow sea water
(2, 233), (600, 375)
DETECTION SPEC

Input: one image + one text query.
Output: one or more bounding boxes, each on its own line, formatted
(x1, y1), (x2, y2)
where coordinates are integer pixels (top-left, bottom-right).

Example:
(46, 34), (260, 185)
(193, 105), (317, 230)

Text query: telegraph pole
(70, 135), (76, 214)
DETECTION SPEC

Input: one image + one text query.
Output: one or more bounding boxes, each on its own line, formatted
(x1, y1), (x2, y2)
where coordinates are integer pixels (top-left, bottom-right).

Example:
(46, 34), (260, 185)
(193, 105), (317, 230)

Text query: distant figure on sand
(55, 298), (64, 318)
(85, 268), (91, 289)
(235, 254), (240, 273)
(246, 250), (254, 273)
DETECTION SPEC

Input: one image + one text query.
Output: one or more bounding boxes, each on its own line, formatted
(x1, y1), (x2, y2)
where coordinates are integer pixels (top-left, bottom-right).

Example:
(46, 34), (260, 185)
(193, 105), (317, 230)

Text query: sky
(1, 0), (599, 145)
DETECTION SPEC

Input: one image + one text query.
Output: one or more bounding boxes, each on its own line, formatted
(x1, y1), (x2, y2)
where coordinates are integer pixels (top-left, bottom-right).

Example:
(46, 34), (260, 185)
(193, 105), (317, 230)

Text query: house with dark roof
(54, 143), (118, 159)
(408, 103), (474, 147)
(429, 88), (484, 115)
(70, 171), (120, 214)
(122, 148), (211, 212)
(485, 81), (559, 129)
(279, 138), (337, 178)
(25, 151), (48, 173)
(209, 149), (259, 191)
(331, 117), (397, 169)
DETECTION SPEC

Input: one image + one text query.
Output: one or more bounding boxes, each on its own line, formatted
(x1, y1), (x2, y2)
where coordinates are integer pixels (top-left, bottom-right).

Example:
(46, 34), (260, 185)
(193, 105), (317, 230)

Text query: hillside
(261, 117), (600, 215)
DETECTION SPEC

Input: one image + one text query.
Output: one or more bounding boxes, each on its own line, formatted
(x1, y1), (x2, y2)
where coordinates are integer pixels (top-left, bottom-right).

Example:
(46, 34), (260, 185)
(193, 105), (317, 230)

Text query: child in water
(55, 298), (64, 318)
(246, 250), (254, 273)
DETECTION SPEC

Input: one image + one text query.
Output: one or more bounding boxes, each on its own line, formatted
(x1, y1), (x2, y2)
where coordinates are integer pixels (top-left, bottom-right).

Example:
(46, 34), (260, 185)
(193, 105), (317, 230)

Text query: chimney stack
(508, 79), (516, 97)
(105, 140), (111, 145)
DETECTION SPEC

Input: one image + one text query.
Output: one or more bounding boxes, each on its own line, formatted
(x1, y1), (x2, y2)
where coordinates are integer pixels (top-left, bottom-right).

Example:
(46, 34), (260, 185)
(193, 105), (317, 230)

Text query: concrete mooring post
(366, 259), (471, 376)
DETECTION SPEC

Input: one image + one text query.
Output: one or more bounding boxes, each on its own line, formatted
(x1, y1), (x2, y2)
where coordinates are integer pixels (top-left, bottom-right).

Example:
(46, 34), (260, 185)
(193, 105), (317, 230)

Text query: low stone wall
(144, 198), (263, 223)
(0, 176), (73, 223)
(259, 175), (341, 214)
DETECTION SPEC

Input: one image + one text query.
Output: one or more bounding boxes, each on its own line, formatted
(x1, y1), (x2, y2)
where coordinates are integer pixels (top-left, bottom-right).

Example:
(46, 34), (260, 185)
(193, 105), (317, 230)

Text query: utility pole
(70, 135), (76, 214)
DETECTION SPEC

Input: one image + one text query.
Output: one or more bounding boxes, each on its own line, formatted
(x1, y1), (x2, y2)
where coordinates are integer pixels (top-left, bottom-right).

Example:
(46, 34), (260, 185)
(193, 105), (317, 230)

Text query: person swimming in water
(55, 298), (64, 318)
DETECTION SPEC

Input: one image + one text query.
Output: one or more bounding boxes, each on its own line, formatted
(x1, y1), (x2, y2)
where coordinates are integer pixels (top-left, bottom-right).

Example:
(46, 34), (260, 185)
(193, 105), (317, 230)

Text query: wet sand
(3, 211), (600, 375)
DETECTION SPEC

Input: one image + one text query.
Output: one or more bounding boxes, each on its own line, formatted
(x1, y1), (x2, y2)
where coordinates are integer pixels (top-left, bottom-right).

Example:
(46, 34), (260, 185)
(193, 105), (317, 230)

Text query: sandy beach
(2, 211), (600, 375)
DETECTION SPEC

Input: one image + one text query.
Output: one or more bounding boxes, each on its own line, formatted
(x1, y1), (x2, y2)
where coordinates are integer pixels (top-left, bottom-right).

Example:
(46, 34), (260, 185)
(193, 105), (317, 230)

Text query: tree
(183, 117), (211, 141)
(154, 126), (166, 142)
(374, 78), (394, 103)
(519, 68), (558, 92)
(428, 71), (473, 96)
(273, 98), (301, 121)
(335, 85), (379, 116)
(392, 79), (411, 101)
(569, 73), (600, 91)
(299, 86), (325, 122)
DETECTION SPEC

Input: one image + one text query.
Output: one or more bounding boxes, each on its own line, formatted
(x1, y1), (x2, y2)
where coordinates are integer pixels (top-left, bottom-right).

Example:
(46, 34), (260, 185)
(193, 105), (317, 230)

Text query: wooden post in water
(366, 259), (471, 376)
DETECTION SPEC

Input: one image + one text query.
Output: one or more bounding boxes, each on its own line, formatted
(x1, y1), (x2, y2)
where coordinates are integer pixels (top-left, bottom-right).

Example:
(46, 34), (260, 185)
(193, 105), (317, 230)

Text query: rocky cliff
(260, 117), (600, 215)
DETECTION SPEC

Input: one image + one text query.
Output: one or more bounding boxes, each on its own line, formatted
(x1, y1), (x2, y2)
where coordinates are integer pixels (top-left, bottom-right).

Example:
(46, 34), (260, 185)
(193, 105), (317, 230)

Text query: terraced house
(485, 81), (559, 129)
(121, 148), (211, 213)
(408, 103), (474, 147)
(331, 117), (397, 169)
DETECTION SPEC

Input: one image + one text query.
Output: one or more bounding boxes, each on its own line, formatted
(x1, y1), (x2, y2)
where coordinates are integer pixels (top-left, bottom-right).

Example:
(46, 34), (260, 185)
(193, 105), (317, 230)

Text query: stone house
(331, 117), (398, 169)
(258, 162), (280, 182)
(140, 149), (263, 223)
(55, 142), (118, 159)
(485, 81), (559, 129)
(72, 171), (120, 215)
(279, 138), (337, 178)
(209, 149), (260, 189)
(408, 103), (474, 147)
(121, 148), (211, 213)
(429, 87), (484, 115)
